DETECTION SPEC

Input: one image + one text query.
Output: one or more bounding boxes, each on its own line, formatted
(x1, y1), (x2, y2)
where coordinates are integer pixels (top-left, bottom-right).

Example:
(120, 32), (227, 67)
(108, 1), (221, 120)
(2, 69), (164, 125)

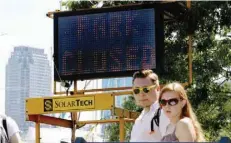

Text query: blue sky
(0, 0), (61, 113)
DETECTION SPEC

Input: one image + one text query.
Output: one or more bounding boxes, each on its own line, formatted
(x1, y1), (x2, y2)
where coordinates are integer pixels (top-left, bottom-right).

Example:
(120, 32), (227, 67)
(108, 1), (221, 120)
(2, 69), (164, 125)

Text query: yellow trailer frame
(26, 1), (192, 143)
(26, 85), (140, 143)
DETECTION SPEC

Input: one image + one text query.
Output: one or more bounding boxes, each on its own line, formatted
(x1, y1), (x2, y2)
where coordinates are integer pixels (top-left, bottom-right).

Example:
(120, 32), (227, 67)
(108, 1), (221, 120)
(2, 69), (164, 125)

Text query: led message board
(54, 4), (164, 81)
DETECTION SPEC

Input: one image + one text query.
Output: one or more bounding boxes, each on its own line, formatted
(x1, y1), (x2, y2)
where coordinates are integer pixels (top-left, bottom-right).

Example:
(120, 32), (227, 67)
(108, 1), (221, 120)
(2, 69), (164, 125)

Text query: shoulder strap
(2, 117), (9, 139)
(150, 107), (161, 132)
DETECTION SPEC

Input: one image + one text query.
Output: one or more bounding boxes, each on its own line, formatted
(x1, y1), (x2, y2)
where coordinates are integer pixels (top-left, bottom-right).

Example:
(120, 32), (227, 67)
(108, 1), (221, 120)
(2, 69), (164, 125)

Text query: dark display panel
(54, 5), (164, 80)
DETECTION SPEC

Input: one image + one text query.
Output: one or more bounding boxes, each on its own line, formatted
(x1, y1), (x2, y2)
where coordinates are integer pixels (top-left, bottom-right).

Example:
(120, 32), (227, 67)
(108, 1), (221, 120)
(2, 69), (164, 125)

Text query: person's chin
(137, 104), (145, 107)
(143, 104), (152, 108)
(164, 111), (172, 118)
(138, 104), (149, 108)
(167, 115), (173, 119)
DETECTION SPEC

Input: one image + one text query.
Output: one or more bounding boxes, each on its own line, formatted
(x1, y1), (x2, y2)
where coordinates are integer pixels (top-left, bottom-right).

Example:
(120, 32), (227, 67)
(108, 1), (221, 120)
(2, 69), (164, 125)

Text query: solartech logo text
(43, 96), (95, 112)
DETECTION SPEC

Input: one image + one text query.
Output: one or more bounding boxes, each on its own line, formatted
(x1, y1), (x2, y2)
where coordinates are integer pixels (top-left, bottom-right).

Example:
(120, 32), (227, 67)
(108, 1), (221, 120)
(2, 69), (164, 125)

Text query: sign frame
(26, 93), (114, 115)
(54, 4), (164, 81)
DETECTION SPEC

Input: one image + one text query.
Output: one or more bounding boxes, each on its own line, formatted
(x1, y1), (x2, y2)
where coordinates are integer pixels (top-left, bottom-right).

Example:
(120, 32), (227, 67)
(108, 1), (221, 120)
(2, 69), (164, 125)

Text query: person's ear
(181, 99), (186, 108)
(156, 85), (160, 91)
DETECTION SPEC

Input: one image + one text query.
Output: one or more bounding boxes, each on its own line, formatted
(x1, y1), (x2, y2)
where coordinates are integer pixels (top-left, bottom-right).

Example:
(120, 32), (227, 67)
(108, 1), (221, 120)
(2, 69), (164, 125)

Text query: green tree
(62, 1), (231, 141)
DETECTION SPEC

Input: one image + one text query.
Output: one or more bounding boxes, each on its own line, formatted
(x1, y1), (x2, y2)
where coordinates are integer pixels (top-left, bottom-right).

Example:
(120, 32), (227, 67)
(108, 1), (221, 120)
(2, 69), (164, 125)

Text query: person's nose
(139, 92), (146, 97)
(165, 103), (171, 109)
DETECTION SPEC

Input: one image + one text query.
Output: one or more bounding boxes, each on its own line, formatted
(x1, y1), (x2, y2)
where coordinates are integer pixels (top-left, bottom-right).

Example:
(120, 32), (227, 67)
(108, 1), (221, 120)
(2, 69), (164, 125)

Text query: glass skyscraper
(5, 46), (51, 132)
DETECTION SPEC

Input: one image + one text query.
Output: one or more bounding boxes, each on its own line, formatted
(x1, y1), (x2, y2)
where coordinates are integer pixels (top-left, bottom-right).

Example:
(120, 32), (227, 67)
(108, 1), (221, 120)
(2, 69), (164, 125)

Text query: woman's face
(160, 91), (185, 120)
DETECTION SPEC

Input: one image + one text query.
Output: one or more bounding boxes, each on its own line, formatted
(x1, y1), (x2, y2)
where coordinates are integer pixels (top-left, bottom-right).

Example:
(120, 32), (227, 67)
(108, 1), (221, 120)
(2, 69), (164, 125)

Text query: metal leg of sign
(71, 80), (78, 143)
(119, 117), (125, 142)
(36, 115), (41, 143)
(71, 115), (76, 143)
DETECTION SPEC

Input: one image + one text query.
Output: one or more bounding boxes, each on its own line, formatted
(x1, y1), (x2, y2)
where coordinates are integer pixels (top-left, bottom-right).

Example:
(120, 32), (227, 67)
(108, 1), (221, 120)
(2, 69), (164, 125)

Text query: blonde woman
(159, 82), (205, 142)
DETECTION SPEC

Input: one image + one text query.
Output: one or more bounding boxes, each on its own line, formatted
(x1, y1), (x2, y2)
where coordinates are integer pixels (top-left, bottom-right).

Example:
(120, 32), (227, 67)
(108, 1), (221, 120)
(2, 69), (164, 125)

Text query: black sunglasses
(133, 85), (157, 95)
(159, 98), (182, 106)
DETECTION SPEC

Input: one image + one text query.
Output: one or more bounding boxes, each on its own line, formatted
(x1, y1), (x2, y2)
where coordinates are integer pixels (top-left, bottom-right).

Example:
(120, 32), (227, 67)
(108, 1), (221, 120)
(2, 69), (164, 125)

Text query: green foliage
(105, 123), (119, 141)
(62, 1), (231, 141)
(104, 96), (142, 142)
(123, 96), (142, 112)
(61, 1), (143, 10)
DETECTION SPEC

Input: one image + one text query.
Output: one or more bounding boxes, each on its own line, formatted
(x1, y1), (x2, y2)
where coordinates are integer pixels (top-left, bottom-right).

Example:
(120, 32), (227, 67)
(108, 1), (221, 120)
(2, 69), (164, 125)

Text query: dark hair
(132, 69), (159, 86)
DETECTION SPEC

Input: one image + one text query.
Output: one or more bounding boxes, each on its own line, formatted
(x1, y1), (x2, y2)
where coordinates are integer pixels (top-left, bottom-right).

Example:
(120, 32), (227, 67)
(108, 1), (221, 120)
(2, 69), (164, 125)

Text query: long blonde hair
(159, 82), (205, 142)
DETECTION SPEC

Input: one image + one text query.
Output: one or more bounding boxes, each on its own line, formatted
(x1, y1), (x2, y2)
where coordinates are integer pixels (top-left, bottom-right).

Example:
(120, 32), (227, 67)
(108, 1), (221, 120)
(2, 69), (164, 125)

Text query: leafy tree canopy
(62, 1), (231, 141)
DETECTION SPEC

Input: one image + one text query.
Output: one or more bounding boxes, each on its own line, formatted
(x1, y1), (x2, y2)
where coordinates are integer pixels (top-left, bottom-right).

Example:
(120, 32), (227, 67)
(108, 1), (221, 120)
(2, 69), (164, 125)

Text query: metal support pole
(74, 80), (77, 94)
(71, 115), (76, 143)
(71, 80), (78, 143)
(36, 115), (41, 143)
(187, 0), (193, 85)
(119, 117), (125, 142)
(53, 81), (56, 94)
(188, 35), (193, 84)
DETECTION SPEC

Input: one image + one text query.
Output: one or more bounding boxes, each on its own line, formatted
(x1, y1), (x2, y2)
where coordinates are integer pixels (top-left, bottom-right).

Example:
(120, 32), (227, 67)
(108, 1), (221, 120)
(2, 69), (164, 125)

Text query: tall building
(5, 46), (51, 132)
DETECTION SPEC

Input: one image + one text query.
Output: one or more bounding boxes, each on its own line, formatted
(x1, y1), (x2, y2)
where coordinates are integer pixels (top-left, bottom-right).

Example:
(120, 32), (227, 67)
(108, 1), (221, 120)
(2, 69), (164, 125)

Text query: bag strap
(2, 117), (9, 139)
(150, 107), (161, 133)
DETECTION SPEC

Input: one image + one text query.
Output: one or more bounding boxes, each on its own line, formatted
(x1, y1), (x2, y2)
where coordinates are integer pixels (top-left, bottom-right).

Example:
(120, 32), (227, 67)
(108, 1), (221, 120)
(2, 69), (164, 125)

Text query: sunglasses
(133, 85), (157, 94)
(159, 98), (182, 106)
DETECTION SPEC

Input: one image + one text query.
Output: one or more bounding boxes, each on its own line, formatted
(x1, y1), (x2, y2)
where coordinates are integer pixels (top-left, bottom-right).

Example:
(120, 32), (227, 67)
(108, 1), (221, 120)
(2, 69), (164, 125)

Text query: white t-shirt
(0, 114), (20, 140)
(130, 102), (170, 142)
